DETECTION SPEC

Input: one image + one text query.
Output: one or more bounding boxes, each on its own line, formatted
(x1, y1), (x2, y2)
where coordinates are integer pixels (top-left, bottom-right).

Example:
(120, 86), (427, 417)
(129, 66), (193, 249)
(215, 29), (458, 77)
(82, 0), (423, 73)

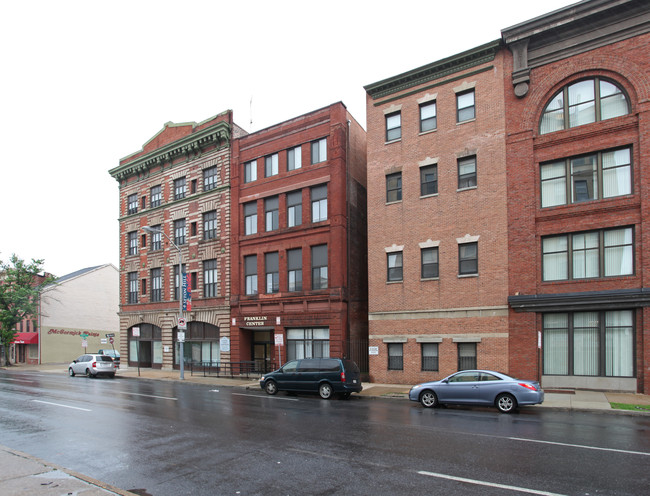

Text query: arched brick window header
(539, 77), (629, 135)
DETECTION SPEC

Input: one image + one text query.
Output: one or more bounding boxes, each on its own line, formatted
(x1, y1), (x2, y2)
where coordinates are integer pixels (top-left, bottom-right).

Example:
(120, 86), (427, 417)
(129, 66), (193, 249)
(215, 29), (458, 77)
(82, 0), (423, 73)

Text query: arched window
(540, 78), (629, 135)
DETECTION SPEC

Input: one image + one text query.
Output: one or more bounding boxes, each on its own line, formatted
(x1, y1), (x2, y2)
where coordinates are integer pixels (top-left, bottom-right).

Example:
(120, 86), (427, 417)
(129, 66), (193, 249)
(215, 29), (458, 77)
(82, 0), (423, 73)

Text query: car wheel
(68, 368), (75, 377)
(264, 380), (278, 395)
(85, 368), (93, 378)
(420, 390), (438, 408)
(319, 383), (333, 399)
(496, 393), (517, 413)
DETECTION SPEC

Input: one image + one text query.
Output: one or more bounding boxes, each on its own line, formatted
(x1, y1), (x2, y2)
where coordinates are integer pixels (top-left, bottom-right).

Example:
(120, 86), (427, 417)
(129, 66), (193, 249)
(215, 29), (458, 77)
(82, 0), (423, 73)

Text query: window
(265, 153), (278, 177)
(203, 166), (217, 191)
(457, 90), (475, 122)
(287, 190), (302, 227)
(191, 179), (197, 194)
(244, 160), (257, 183)
(287, 248), (302, 292)
(542, 227), (633, 281)
(420, 165), (438, 196)
(543, 310), (634, 377)
(458, 156), (477, 189)
(387, 343), (403, 370)
(458, 343), (477, 370)
(203, 210), (217, 240)
(311, 138), (327, 164)
(203, 259), (218, 298)
(386, 112), (401, 141)
(387, 252), (403, 282)
(151, 268), (162, 302)
(287, 328), (329, 361)
(173, 219), (186, 245)
(420, 101), (437, 132)
(128, 272), (138, 304)
(386, 172), (402, 202)
(421, 343), (439, 371)
(421, 247), (439, 279)
(141, 196), (146, 210)
(459, 242), (478, 275)
(311, 185), (327, 223)
(244, 202), (257, 235)
(245, 255), (258, 295)
(311, 244), (328, 290)
(287, 146), (302, 171)
(174, 264), (187, 301)
(141, 279), (147, 296)
(150, 225), (162, 251)
(265, 252), (279, 294)
(174, 178), (186, 200)
(150, 185), (162, 208)
(128, 231), (138, 256)
(541, 147), (632, 207)
(128, 194), (138, 214)
(540, 78), (629, 134)
(265, 196), (279, 232)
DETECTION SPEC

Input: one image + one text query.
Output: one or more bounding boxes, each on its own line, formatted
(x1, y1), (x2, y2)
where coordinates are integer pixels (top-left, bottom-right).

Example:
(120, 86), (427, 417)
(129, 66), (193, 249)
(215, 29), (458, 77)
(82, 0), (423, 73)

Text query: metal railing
(187, 360), (279, 378)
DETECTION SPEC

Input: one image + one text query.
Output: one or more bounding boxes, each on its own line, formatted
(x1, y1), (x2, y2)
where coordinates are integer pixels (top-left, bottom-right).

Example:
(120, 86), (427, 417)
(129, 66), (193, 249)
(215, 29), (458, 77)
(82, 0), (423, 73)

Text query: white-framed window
(287, 248), (302, 292)
(128, 231), (138, 256)
(457, 90), (475, 122)
(244, 202), (257, 235)
(174, 177), (186, 200)
(542, 227), (634, 281)
(128, 272), (138, 304)
(128, 194), (138, 214)
(174, 219), (186, 245)
(265, 252), (279, 294)
(151, 268), (162, 302)
(287, 190), (302, 227)
(387, 252), (403, 282)
(265, 153), (279, 177)
(244, 160), (257, 183)
(244, 255), (258, 295)
(203, 210), (218, 240)
(265, 196), (279, 232)
(311, 138), (327, 164)
(420, 101), (437, 132)
(203, 259), (218, 298)
(150, 185), (162, 208)
(458, 156), (477, 189)
(287, 146), (302, 171)
(311, 185), (327, 223)
(386, 112), (401, 141)
(287, 327), (330, 361)
(150, 224), (162, 251)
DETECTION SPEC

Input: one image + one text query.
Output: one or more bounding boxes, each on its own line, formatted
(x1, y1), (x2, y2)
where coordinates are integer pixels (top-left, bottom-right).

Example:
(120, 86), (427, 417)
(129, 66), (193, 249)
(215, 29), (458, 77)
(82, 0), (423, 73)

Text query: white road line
(1, 378), (35, 384)
(509, 437), (650, 457)
(32, 400), (91, 412)
(123, 392), (177, 400)
(232, 393), (299, 401)
(418, 471), (567, 496)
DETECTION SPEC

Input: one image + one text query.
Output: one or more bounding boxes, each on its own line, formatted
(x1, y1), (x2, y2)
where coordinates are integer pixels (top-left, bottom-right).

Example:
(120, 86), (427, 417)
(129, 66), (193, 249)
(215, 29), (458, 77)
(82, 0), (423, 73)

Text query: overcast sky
(1, 0), (576, 277)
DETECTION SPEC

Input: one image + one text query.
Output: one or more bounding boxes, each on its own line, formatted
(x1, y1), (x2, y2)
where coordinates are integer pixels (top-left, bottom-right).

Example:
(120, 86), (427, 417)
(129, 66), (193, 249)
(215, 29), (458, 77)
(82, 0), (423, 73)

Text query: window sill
(386, 280), (403, 284)
(456, 118), (476, 125)
(458, 273), (478, 278)
(385, 200), (402, 206)
(418, 128), (437, 136)
(420, 193), (438, 199)
(420, 277), (440, 281)
(384, 138), (401, 145)
(457, 186), (477, 192)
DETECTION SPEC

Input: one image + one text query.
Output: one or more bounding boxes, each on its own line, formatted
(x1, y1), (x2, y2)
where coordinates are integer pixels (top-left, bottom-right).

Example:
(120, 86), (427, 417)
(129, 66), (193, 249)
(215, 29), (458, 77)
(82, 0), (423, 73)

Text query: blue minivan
(260, 358), (363, 399)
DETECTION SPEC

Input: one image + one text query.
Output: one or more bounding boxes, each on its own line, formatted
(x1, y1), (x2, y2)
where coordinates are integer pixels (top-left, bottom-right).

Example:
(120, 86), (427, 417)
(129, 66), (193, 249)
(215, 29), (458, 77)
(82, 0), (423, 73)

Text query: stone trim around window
(385, 244), (405, 253)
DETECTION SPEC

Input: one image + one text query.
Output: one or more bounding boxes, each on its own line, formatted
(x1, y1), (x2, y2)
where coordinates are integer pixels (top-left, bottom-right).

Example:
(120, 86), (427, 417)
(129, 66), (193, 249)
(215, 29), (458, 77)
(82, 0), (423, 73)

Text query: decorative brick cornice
(109, 121), (231, 182)
(364, 39), (501, 100)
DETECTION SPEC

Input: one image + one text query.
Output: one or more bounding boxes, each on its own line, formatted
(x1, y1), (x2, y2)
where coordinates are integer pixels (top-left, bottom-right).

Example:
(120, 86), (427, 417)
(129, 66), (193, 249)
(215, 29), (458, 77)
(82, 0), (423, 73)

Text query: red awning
(12, 332), (38, 344)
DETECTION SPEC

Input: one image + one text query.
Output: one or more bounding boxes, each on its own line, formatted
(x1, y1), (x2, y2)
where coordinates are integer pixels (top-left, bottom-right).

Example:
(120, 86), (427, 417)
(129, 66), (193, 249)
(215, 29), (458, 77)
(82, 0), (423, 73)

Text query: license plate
(353, 380), (357, 384)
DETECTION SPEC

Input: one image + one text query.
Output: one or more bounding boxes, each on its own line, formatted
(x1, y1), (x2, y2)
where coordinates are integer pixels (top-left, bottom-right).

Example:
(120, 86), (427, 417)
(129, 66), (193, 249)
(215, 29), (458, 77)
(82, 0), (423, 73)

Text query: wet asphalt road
(1, 369), (649, 496)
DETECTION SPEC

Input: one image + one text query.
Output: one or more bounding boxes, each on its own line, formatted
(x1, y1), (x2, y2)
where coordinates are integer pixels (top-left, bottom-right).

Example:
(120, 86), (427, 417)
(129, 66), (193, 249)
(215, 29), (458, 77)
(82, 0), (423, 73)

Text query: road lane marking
(509, 437), (650, 457)
(1, 378), (35, 384)
(32, 400), (91, 412)
(122, 392), (177, 400)
(418, 471), (567, 496)
(232, 393), (299, 401)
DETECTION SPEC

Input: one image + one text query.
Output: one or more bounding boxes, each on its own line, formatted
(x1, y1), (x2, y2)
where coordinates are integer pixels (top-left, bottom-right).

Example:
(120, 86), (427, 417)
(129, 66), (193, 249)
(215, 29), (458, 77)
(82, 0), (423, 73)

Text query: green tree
(0, 255), (56, 366)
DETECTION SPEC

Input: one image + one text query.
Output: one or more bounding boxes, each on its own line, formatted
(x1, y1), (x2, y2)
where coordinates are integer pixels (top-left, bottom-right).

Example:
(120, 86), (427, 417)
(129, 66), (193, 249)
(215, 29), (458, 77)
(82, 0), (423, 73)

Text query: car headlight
(411, 385), (421, 390)
(261, 376), (265, 381)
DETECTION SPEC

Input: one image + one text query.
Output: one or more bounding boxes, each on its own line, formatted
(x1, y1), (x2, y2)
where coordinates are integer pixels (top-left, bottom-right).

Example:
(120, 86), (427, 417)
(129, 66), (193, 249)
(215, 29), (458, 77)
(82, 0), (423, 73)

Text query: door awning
(12, 332), (38, 344)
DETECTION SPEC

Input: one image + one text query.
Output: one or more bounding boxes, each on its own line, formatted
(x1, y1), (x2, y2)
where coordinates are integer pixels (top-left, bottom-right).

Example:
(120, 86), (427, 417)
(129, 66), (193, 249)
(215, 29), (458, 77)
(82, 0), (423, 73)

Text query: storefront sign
(220, 336), (230, 352)
(243, 316), (268, 326)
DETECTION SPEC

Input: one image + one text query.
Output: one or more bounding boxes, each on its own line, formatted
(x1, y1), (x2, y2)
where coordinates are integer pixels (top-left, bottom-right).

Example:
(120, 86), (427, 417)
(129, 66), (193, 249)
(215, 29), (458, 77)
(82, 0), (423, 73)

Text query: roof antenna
(249, 96), (253, 132)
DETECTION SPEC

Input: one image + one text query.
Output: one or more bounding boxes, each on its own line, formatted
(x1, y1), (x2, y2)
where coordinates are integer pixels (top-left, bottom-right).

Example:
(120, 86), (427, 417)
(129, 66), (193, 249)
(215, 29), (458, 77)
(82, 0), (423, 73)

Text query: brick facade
(503, 0), (650, 393)
(365, 42), (510, 384)
(229, 103), (368, 372)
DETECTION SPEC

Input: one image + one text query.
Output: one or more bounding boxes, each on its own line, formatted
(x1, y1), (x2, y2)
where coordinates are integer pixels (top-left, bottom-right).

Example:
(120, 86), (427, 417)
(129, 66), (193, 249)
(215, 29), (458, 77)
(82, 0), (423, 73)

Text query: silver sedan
(409, 370), (544, 413)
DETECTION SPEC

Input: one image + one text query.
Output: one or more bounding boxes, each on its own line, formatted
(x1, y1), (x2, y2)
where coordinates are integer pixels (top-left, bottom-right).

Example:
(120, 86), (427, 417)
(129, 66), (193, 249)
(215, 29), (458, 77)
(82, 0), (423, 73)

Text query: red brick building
(364, 41), (510, 384)
(503, 0), (650, 393)
(109, 111), (247, 370)
(229, 103), (368, 372)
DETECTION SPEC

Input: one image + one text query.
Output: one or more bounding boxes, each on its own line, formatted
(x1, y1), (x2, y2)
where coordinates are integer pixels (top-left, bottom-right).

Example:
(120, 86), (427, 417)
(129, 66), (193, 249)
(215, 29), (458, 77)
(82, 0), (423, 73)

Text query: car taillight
(341, 371), (346, 382)
(519, 383), (537, 391)
(92, 362), (97, 368)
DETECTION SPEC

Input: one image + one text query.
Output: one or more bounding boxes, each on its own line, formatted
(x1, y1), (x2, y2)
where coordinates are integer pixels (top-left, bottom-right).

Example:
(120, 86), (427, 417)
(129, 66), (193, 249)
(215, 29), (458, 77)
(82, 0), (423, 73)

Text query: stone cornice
(109, 121), (231, 182)
(364, 39), (501, 100)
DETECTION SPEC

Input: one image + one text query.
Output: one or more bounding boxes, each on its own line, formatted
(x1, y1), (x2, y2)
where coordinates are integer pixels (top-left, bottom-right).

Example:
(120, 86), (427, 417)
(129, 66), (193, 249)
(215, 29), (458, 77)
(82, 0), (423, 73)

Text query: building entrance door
(253, 331), (272, 373)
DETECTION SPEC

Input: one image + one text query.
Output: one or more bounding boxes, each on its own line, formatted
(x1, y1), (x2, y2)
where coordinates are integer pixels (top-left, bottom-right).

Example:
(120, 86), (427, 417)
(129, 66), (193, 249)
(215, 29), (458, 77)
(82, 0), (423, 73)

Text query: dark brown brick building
(503, 0), (650, 393)
(229, 103), (368, 372)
